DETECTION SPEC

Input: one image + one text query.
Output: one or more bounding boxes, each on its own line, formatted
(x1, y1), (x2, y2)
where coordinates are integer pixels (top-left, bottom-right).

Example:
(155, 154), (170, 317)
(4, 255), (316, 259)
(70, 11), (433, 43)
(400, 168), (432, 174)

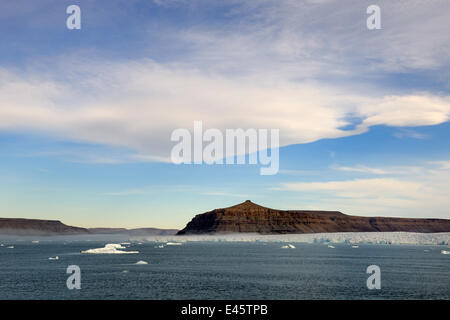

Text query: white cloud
(331, 165), (424, 175)
(281, 178), (425, 199)
(332, 165), (391, 175)
(359, 95), (450, 128)
(172, 0), (450, 75)
(393, 128), (428, 139)
(1, 1), (450, 162)
(278, 163), (450, 218)
(0, 62), (449, 162)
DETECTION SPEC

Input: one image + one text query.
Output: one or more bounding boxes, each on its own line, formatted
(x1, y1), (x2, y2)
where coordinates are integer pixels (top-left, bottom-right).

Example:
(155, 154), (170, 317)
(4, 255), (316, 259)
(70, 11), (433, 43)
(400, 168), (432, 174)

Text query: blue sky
(0, 0), (449, 228)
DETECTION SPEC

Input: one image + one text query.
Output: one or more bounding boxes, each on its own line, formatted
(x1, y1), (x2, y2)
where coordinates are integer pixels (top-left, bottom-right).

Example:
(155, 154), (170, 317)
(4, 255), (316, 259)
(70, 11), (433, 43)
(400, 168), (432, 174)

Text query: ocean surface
(0, 240), (448, 299)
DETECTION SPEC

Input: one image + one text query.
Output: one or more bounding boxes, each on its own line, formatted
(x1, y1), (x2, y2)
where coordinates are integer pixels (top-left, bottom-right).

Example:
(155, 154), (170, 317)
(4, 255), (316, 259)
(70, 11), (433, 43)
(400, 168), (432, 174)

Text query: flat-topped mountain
(177, 200), (450, 235)
(0, 218), (89, 235)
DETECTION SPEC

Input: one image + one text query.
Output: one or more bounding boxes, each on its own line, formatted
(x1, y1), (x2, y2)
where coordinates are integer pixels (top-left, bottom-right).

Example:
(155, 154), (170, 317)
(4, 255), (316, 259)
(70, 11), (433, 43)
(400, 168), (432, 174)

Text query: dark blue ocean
(0, 240), (448, 299)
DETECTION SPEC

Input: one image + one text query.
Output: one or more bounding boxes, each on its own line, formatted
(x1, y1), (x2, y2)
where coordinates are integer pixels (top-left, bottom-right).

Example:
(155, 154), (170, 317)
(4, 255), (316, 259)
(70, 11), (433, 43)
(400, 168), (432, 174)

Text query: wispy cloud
(331, 164), (423, 175)
(393, 128), (428, 139)
(1, 62), (449, 162)
(277, 161), (450, 218)
(429, 161), (450, 170)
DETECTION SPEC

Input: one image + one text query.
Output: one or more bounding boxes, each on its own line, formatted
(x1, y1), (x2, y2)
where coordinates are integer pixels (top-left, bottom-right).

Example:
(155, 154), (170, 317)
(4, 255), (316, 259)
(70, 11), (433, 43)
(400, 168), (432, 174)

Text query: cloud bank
(1, 0), (450, 162)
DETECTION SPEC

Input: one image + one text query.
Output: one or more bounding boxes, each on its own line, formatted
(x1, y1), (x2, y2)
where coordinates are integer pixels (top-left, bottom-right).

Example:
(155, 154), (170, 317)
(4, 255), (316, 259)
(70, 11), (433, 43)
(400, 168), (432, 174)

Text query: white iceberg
(166, 242), (182, 246)
(81, 243), (139, 254)
(135, 260), (148, 265)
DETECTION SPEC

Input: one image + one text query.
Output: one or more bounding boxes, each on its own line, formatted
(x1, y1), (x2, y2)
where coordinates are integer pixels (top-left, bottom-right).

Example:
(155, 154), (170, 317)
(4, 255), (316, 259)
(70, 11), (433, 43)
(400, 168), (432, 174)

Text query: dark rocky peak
(224, 200), (269, 211)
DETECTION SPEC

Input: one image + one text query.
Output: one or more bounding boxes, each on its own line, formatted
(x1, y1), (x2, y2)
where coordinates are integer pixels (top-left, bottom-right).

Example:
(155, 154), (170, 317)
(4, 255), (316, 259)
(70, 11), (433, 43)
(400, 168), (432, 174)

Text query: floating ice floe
(166, 242), (182, 246)
(81, 243), (139, 254)
(48, 256), (59, 260)
(441, 250), (450, 255)
(135, 260), (148, 265)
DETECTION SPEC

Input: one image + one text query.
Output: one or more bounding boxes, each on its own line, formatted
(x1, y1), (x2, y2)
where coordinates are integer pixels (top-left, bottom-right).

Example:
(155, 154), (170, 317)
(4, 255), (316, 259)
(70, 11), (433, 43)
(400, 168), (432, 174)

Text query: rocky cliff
(0, 218), (178, 236)
(0, 218), (89, 235)
(177, 200), (450, 234)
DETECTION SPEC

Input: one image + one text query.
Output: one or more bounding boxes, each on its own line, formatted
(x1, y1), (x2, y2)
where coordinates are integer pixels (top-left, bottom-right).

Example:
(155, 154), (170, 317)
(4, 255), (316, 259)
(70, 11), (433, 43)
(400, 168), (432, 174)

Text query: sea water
(0, 241), (448, 299)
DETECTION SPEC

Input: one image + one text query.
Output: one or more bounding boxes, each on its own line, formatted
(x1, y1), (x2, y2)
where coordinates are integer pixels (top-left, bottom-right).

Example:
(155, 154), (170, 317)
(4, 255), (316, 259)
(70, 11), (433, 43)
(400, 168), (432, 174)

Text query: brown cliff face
(177, 200), (450, 235)
(0, 218), (89, 235)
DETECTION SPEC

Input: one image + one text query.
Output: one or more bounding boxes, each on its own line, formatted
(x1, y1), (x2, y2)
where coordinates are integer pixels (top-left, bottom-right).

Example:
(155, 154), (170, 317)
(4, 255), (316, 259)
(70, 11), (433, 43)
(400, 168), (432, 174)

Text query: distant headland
(0, 218), (177, 236)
